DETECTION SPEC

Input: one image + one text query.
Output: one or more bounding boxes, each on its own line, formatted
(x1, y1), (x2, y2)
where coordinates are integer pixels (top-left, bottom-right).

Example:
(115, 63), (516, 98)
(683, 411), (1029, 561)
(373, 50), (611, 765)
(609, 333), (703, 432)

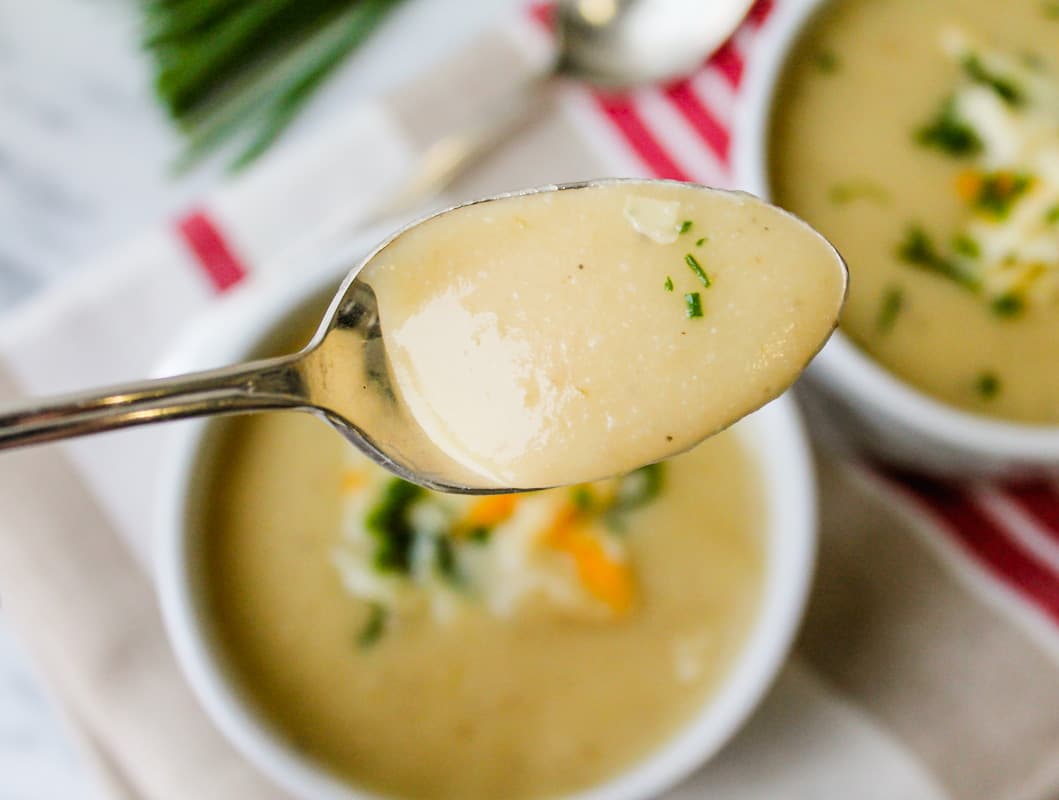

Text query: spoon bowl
(555, 0), (758, 87)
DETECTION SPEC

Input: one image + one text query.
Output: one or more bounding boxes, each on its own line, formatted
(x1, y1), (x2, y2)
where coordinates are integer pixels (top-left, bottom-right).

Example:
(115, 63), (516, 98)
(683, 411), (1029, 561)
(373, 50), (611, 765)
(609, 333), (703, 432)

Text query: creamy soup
(770, 0), (1059, 423)
(359, 181), (845, 488)
(197, 397), (764, 799)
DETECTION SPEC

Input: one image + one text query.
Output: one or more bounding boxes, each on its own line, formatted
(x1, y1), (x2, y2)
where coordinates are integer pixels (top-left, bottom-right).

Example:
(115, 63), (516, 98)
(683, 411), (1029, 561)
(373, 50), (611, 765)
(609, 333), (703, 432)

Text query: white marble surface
(0, 0), (521, 795)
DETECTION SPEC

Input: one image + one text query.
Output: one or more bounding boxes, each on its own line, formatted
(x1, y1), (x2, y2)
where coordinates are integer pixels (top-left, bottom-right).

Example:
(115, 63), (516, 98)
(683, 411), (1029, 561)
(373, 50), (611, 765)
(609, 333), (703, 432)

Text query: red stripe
(663, 80), (730, 161)
(1003, 481), (1059, 543)
(710, 40), (745, 87)
(528, 1), (553, 31)
(175, 210), (248, 293)
(746, 0), (776, 27)
(592, 93), (691, 181)
(881, 469), (1059, 625)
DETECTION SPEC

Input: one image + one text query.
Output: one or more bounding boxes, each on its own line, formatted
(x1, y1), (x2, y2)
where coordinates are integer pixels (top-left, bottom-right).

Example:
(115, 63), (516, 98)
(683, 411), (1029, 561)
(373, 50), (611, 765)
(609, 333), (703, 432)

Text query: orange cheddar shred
(466, 494), (520, 527)
(544, 506), (635, 615)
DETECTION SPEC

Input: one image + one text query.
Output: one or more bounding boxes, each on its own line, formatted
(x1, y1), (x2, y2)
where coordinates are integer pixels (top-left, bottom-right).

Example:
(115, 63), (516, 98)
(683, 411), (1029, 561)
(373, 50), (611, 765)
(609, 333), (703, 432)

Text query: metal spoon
(0, 179), (843, 495)
(298, 0), (756, 257)
(400, 0), (757, 197)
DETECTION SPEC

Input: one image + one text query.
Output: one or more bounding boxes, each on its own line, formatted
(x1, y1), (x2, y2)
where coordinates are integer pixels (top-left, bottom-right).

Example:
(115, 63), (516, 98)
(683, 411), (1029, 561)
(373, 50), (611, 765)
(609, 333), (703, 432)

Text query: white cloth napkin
(1, 3), (1058, 799)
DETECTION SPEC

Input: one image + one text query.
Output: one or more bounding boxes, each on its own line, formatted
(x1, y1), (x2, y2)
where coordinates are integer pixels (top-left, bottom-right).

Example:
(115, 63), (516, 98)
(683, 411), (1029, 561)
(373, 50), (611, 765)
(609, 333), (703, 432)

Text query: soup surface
(360, 180), (845, 488)
(198, 407), (764, 799)
(770, 0), (1059, 422)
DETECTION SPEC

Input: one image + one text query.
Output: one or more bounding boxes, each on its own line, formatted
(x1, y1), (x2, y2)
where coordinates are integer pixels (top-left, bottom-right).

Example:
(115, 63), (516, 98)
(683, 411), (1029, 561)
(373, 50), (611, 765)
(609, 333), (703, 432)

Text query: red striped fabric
(175, 210), (248, 293)
(880, 470), (1059, 625)
(1004, 481), (1059, 543)
(746, 0), (777, 28)
(663, 79), (731, 161)
(709, 40), (745, 87)
(592, 93), (692, 181)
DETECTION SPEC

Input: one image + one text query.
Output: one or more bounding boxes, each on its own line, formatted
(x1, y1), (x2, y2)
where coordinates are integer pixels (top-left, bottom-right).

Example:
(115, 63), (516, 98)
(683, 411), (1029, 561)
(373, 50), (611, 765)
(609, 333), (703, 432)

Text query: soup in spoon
(360, 180), (846, 489)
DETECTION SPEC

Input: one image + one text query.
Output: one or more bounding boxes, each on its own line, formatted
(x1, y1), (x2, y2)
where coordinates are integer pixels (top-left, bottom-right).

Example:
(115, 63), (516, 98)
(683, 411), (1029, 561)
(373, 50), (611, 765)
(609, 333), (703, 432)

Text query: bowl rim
(731, 0), (1059, 461)
(153, 230), (818, 800)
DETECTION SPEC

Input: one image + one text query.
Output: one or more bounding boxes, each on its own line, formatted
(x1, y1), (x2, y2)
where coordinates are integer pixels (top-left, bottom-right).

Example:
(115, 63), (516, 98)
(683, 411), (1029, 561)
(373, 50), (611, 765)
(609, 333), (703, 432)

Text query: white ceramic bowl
(154, 231), (818, 800)
(732, 0), (1059, 477)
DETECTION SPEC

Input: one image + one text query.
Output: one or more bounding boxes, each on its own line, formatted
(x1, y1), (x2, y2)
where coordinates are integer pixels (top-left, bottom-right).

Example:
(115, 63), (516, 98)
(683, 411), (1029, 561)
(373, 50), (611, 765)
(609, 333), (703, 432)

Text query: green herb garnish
(814, 50), (840, 73)
(975, 371), (1002, 398)
(695, 237), (706, 247)
(147, 0), (406, 171)
(972, 172), (1033, 218)
(356, 603), (387, 649)
(1022, 51), (1047, 70)
(664, 276), (674, 292)
(829, 180), (891, 205)
(435, 537), (463, 585)
(876, 286), (904, 333)
(365, 478), (423, 573)
(962, 55), (1024, 106)
(570, 485), (595, 512)
(1045, 204), (1059, 224)
(897, 225), (978, 289)
(612, 464), (664, 513)
(678, 220), (693, 234)
(1045, 0), (1059, 18)
(466, 526), (492, 544)
(684, 292), (704, 318)
(952, 234), (981, 259)
(990, 293), (1025, 317)
(604, 464), (666, 532)
(916, 98), (982, 157)
(685, 253), (711, 287)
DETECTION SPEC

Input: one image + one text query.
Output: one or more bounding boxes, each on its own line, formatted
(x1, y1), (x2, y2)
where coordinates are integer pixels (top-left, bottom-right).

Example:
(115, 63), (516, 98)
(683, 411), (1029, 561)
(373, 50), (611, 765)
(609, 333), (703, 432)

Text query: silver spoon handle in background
(370, 73), (553, 223)
(277, 72), (555, 277)
(0, 357), (304, 450)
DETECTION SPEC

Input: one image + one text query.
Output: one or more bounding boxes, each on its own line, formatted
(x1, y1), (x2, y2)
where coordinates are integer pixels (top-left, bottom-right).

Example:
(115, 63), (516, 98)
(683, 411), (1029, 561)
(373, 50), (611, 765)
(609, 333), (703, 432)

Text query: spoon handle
(368, 72), (553, 224)
(0, 356), (305, 450)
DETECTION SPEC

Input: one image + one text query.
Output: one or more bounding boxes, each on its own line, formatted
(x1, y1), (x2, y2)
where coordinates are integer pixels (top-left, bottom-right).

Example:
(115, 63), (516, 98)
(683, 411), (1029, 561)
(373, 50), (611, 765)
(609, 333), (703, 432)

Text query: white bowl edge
(731, 0), (1059, 476)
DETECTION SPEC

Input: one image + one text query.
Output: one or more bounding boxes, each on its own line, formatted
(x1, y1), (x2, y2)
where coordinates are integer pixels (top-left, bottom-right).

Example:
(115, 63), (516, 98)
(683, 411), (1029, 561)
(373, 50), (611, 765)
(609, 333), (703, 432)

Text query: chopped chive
(1045, 204), (1059, 224)
(897, 224), (978, 289)
(695, 237), (706, 247)
(876, 286), (904, 333)
(664, 276), (674, 291)
(814, 50), (840, 73)
(678, 220), (693, 234)
(435, 537), (463, 586)
(990, 293), (1025, 317)
(1022, 51), (1047, 70)
(365, 479), (423, 574)
(684, 292), (704, 318)
(962, 55), (1024, 106)
(916, 98), (982, 157)
(975, 372), (1001, 399)
(829, 179), (891, 205)
(685, 253), (711, 287)
(952, 234), (980, 259)
(356, 603), (387, 649)
(466, 526), (492, 544)
(570, 485), (594, 512)
(972, 172), (1033, 218)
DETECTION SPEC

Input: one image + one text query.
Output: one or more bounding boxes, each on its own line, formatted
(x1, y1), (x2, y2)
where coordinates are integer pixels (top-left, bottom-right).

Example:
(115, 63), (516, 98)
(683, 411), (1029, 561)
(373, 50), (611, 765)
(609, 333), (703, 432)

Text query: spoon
(0, 179), (846, 494)
(298, 0), (757, 258)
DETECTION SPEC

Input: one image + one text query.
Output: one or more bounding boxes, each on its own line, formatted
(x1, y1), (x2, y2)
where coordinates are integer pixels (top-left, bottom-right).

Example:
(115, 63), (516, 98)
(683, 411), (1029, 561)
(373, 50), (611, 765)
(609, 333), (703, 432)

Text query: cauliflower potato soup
(770, 0), (1059, 423)
(358, 181), (845, 488)
(197, 406), (763, 799)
